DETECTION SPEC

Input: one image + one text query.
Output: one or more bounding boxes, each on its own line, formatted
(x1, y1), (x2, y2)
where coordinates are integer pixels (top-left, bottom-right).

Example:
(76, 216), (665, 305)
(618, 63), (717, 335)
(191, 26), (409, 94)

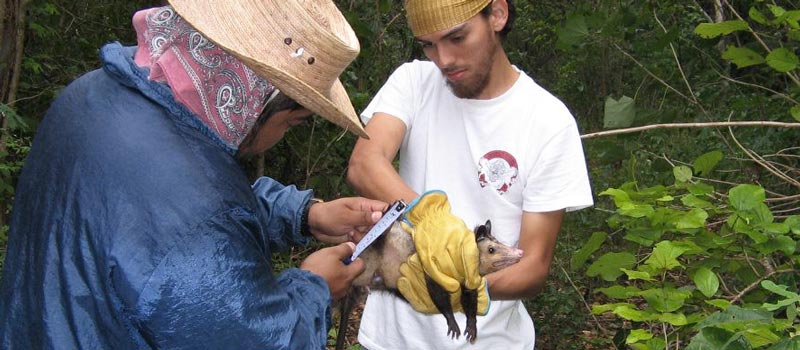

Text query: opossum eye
(488, 247), (496, 254)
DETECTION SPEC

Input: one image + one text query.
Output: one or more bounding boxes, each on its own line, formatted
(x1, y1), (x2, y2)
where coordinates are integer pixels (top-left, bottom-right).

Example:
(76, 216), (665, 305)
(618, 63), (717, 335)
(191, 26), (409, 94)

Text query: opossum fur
(335, 220), (523, 348)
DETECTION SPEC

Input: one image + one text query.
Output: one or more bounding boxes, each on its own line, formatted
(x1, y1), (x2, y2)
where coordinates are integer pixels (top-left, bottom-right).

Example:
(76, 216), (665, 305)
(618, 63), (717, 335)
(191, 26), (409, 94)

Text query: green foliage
(604, 96), (636, 129)
(578, 151), (799, 348)
(2, 1), (798, 349)
(694, 20), (751, 39)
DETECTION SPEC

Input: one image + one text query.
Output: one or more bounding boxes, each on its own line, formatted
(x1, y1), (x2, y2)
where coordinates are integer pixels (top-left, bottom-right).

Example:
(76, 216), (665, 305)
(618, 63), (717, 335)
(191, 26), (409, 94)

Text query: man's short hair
(480, 0), (515, 38)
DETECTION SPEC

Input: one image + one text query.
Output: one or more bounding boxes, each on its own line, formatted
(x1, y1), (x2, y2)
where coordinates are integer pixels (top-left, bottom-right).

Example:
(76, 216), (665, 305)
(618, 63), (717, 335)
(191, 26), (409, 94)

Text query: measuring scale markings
(343, 199), (407, 265)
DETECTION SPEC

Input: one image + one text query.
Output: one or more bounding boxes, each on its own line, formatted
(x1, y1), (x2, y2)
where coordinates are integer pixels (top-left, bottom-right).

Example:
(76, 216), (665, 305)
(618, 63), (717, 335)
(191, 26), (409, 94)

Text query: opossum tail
(334, 291), (357, 350)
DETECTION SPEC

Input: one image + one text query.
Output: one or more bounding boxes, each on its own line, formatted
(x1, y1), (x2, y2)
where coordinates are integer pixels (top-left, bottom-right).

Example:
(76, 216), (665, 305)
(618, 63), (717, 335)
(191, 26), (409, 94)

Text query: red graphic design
(477, 150), (519, 194)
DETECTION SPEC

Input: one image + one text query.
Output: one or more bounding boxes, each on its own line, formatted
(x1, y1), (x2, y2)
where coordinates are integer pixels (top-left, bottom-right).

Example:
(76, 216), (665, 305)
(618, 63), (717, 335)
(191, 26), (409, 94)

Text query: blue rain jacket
(0, 43), (333, 349)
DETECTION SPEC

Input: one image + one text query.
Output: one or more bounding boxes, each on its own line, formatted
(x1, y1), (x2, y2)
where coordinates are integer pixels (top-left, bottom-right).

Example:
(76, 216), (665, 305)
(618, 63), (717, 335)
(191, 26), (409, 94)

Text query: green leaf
(645, 241), (687, 272)
(769, 4), (788, 18)
(623, 228), (663, 247)
(570, 231), (607, 270)
(698, 306), (773, 328)
(621, 268), (653, 281)
(729, 184), (766, 211)
(782, 11), (800, 30)
(722, 46), (766, 69)
(693, 268), (720, 297)
(766, 48), (800, 72)
(761, 222), (789, 235)
(693, 151), (724, 176)
(694, 327), (751, 350)
(596, 285), (642, 299)
(788, 29), (800, 42)
(791, 105), (800, 122)
(619, 203), (655, 218)
(670, 240), (704, 255)
(743, 325), (781, 348)
(592, 302), (634, 315)
(682, 194), (713, 209)
(604, 95), (636, 129)
(613, 305), (658, 322)
(767, 336), (800, 350)
(587, 252), (636, 281)
(658, 312), (689, 326)
(639, 288), (691, 313)
(656, 195), (674, 202)
(676, 208), (709, 229)
(695, 20), (750, 39)
(674, 165), (693, 183)
(749, 7), (769, 25)
(706, 298), (732, 309)
(626, 329), (654, 344)
(599, 188), (631, 207)
(689, 182), (715, 196)
(756, 235), (796, 255)
(761, 280), (799, 299)
(556, 15), (590, 50)
(786, 215), (800, 234)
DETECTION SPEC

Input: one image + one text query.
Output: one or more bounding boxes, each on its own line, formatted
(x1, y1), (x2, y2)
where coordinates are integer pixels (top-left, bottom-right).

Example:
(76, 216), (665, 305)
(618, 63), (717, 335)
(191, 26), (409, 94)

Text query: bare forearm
(347, 113), (417, 203)
(347, 153), (417, 203)
(487, 210), (564, 300)
(486, 257), (551, 299)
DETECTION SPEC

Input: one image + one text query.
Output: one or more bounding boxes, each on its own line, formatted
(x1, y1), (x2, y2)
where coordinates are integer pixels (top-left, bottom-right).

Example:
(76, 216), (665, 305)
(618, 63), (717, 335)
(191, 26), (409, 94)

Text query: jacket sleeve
(251, 176), (314, 251)
(132, 209), (331, 350)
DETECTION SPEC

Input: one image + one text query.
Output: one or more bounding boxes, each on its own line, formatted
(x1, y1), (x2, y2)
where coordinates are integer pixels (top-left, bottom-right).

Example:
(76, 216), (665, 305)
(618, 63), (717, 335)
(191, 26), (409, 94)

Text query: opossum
(335, 220), (524, 348)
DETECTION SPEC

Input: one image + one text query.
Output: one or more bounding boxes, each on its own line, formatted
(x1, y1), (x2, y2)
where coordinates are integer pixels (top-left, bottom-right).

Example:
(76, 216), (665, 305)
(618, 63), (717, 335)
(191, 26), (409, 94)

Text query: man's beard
(444, 43), (497, 99)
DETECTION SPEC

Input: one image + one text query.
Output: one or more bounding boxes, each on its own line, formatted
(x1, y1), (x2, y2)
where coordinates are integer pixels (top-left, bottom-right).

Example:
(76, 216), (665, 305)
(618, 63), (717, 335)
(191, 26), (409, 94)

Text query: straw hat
(167, 0), (368, 138)
(405, 0), (492, 37)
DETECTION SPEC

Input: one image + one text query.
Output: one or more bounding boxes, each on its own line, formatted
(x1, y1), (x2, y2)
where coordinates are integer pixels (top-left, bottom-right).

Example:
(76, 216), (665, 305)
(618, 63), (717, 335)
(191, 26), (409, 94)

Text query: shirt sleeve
(132, 209), (331, 350)
(251, 176), (313, 251)
(360, 62), (418, 127)
(523, 118), (594, 213)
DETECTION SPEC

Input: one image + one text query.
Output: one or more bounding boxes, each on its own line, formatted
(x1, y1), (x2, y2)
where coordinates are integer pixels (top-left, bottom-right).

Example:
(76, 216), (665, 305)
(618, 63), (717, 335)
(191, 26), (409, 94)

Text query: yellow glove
(397, 190), (490, 315)
(397, 252), (490, 315)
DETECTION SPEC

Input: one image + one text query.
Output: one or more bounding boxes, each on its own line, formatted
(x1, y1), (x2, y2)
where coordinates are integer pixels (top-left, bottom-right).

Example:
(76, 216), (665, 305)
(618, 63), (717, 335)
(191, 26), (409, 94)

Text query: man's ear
(489, 0), (509, 33)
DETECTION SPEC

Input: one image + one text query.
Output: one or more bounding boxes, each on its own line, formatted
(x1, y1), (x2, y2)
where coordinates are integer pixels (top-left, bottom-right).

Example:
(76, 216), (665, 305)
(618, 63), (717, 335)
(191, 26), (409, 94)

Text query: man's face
(237, 107), (313, 157)
(416, 11), (502, 99)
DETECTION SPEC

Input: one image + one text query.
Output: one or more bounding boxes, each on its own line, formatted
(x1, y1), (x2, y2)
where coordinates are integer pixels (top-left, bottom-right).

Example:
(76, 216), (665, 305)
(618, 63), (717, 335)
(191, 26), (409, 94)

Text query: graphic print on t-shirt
(477, 150), (519, 195)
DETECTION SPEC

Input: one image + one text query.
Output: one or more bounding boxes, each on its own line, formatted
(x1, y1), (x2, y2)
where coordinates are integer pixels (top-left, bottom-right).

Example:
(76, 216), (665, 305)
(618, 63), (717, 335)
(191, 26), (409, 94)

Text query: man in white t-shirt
(347, 0), (594, 349)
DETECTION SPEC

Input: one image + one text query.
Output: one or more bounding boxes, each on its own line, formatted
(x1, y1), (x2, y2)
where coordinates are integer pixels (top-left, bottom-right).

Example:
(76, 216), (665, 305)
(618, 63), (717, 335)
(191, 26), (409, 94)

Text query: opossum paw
(446, 322), (461, 340)
(465, 325), (477, 344)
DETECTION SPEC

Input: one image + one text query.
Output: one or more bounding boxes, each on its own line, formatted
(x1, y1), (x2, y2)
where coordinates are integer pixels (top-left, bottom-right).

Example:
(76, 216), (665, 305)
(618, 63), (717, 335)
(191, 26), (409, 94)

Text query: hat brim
(249, 59), (368, 139)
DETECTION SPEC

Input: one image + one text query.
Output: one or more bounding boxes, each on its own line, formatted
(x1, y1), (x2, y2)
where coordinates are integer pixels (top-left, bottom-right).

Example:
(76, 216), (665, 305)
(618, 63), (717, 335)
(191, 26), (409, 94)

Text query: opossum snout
(489, 248), (523, 271)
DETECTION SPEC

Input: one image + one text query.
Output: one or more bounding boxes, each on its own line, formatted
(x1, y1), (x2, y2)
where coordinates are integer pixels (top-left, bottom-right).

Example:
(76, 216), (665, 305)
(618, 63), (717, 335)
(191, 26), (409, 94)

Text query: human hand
(307, 197), (386, 244)
(300, 242), (365, 300)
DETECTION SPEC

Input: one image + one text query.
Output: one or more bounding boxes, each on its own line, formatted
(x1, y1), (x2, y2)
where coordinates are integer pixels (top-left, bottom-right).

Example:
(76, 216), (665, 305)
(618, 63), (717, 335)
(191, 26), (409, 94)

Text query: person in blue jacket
(0, 1), (384, 349)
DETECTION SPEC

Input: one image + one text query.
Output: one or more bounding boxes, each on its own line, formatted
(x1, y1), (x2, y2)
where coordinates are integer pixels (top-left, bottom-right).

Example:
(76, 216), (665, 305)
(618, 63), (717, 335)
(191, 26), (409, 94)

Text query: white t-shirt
(357, 60), (593, 350)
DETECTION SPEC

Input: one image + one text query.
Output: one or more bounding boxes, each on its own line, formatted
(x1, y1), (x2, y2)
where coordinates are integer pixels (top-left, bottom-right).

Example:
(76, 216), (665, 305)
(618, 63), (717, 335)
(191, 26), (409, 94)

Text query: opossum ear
(484, 220), (492, 235)
(475, 222), (488, 241)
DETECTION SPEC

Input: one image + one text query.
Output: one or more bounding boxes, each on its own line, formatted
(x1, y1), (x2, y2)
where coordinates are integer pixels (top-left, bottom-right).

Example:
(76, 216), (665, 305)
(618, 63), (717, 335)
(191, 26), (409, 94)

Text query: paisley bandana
(132, 6), (276, 149)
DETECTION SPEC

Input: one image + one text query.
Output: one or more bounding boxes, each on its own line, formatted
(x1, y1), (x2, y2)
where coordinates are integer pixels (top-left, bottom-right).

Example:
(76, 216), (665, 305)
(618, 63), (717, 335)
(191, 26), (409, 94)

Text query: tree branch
(729, 269), (795, 305)
(581, 121), (800, 139)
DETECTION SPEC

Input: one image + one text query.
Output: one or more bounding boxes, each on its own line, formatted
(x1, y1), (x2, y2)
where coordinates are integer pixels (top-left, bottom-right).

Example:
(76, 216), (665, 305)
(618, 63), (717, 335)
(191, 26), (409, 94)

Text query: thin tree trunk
(714, 0), (726, 53)
(0, 0), (29, 229)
